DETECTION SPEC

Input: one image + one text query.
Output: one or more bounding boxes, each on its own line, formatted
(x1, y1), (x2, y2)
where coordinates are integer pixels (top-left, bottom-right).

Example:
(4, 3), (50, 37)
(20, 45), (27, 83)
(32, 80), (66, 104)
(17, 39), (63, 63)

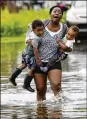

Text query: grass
(1, 8), (49, 27)
(1, 8), (50, 37)
(1, 8), (66, 27)
(1, 36), (25, 43)
(1, 8), (66, 41)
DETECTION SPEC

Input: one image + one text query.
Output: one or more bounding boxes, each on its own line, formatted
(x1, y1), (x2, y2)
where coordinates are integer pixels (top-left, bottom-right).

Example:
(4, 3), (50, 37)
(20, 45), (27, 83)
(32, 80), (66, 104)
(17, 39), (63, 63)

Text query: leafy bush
(1, 8), (66, 37)
(1, 24), (25, 37)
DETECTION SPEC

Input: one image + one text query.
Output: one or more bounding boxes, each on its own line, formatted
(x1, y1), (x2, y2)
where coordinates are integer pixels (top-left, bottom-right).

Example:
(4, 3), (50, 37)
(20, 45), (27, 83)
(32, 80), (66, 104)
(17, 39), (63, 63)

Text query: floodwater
(1, 40), (87, 119)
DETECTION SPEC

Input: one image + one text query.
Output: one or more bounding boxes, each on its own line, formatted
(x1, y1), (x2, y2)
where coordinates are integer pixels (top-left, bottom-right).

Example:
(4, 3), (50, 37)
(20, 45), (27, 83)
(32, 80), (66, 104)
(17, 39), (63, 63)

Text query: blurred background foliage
(1, 0), (70, 41)
(1, 8), (49, 37)
(1, 8), (66, 37)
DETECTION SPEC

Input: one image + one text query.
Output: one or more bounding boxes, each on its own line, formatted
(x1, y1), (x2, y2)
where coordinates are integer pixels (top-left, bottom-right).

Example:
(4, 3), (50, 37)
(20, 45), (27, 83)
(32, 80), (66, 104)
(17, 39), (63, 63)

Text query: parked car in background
(57, 1), (72, 6)
(66, 1), (87, 42)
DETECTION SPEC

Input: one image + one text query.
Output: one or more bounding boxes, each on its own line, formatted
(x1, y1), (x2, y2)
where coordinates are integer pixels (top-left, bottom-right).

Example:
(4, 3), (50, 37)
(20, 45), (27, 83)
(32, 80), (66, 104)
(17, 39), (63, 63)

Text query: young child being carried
(9, 20), (44, 92)
(40, 25), (79, 72)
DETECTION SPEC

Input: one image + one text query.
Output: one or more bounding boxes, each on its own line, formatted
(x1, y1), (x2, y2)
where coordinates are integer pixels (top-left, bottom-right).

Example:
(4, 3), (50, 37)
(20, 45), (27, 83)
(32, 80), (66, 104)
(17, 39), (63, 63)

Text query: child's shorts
(27, 56), (36, 68)
(22, 52), (27, 64)
(22, 52), (36, 68)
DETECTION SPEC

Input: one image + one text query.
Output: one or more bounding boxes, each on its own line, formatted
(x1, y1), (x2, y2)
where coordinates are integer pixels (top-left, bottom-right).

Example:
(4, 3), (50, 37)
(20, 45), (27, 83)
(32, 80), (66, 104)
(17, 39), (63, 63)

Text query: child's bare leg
(9, 63), (27, 86)
(28, 67), (35, 76)
(18, 63), (27, 70)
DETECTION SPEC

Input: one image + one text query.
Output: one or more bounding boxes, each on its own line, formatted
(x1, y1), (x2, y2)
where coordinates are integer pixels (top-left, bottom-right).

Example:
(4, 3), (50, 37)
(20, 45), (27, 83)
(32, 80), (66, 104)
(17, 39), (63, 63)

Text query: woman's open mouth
(53, 16), (59, 19)
(53, 16), (60, 20)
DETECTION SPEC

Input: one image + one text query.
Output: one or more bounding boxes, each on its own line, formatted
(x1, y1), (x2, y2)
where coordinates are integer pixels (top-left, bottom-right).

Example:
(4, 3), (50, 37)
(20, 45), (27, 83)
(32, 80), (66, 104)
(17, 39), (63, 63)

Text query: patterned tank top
(38, 24), (67, 62)
(26, 19), (67, 62)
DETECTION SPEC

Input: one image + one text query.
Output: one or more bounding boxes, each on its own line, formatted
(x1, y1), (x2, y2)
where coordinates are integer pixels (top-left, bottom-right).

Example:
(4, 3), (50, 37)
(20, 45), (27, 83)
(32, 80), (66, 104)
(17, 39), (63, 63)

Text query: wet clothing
(37, 22), (67, 62)
(40, 35), (75, 72)
(34, 61), (62, 74)
(26, 19), (67, 72)
(46, 35), (75, 66)
(22, 31), (42, 68)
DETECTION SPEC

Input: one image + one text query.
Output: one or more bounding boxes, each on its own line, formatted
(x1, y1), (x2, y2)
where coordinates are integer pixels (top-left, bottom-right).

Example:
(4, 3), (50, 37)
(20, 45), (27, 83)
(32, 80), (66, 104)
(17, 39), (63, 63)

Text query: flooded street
(1, 40), (87, 119)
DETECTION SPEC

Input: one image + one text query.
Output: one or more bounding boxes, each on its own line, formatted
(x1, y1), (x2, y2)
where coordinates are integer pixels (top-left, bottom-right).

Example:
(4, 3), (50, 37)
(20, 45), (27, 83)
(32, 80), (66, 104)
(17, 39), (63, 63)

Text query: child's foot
(23, 74), (35, 92)
(40, 67), (48, 72)
(9, 78), (17, 86)
(23, 85), (35, 92)
(9, 68), (22, 86)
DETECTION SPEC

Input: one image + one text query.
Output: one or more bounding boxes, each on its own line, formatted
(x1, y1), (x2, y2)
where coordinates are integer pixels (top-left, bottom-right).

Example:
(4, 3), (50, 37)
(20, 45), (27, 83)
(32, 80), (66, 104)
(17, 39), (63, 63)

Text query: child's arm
(56, 39), (72, 52)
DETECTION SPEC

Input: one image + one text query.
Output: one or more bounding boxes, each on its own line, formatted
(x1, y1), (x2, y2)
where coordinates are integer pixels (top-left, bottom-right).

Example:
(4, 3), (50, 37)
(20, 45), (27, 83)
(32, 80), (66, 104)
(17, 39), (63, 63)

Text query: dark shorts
(22, 54), (26, 64)
(34, 61), (62, 74)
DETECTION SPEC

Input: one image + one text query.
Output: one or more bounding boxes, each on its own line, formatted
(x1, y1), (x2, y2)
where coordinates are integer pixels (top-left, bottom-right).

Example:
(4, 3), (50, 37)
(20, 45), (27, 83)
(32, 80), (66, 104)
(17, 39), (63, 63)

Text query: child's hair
(32, 20), (44, 29)
(70, 25), (79, 36)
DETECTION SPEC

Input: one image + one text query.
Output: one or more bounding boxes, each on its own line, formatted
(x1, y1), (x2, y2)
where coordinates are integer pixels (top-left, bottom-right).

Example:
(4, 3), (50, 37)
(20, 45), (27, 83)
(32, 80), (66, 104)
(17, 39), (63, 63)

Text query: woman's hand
(64, 47), (72, 52)
(56, 39), (68, 50)
(56, 39), (61, 44)
(26, 39), (32, 46)
(36, 57), (41, 66)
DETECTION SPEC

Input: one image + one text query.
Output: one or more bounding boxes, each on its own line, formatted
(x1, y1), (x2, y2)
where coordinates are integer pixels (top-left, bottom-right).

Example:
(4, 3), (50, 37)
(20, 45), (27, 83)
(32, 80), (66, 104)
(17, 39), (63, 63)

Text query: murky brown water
(1, 40), (87, 119)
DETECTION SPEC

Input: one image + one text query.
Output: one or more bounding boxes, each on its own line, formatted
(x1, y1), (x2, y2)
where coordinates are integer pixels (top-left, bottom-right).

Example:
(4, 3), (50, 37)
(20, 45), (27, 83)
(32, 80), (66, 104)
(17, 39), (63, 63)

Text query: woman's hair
(32, 20), (44, 29)
(49, 5), (63, 15)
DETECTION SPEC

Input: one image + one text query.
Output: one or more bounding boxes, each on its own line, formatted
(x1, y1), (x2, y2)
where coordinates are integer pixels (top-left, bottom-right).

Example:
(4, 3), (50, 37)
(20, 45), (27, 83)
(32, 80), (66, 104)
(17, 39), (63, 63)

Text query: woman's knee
(51, 82), (61, 90)
(34, 74), (47, 95)
(36, 86), (47, 95)
(48, 69), (62, 91)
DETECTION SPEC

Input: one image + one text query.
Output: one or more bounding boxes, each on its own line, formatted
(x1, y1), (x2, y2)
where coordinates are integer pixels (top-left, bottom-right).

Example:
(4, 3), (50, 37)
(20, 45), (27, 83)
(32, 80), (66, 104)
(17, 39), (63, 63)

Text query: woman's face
(50, 7), (63, 22)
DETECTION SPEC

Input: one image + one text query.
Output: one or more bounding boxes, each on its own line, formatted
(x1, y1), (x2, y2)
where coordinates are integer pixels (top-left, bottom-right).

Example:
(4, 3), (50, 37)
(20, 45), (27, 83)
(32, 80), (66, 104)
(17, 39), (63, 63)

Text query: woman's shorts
(34, 61), (62, 74)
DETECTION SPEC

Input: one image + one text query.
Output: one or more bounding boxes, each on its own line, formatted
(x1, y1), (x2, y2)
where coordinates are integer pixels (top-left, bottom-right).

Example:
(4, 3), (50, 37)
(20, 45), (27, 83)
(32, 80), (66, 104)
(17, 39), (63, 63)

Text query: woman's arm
(56, 39), (72, 52)
(64, 47), (72, 52)
(33, 48), (41, 65)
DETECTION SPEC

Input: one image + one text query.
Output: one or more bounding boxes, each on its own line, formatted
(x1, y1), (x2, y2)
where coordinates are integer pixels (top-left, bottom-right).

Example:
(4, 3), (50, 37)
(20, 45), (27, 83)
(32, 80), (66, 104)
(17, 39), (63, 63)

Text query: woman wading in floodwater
(24, 6), (67, 101)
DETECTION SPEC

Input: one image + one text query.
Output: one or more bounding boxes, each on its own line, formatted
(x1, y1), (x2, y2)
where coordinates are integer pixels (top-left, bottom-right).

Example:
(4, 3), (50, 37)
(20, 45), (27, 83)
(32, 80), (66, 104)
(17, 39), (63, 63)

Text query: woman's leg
(48, 69), (62, 96)
(34, 74), (47, 101)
